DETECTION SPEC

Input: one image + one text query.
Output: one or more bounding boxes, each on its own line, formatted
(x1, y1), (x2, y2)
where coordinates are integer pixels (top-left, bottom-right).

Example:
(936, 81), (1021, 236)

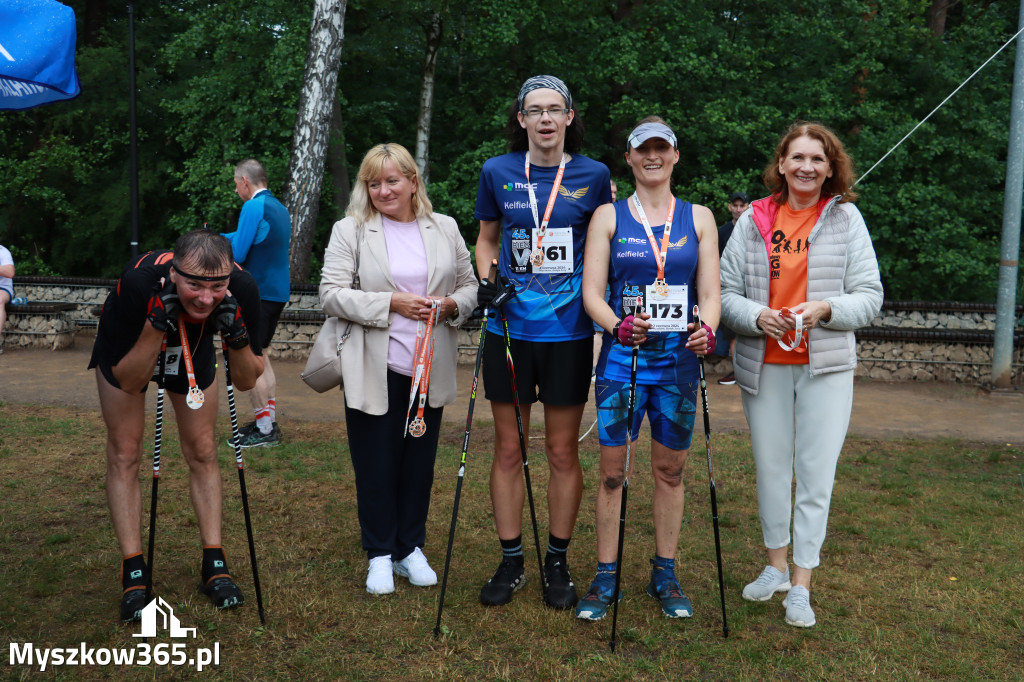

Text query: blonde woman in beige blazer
(319, 143), (478, 596)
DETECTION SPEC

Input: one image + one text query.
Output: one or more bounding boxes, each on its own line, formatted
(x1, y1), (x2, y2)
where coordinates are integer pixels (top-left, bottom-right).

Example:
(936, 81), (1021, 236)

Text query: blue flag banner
(0, 0), (80, 110)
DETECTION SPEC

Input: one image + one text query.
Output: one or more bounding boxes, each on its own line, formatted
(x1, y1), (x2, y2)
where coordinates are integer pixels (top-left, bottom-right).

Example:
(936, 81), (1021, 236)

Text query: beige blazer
(318, 213), (478, 415)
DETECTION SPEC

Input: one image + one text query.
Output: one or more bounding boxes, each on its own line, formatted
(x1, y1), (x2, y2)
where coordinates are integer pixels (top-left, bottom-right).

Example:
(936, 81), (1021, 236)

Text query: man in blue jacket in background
(223, 159), (292, 447)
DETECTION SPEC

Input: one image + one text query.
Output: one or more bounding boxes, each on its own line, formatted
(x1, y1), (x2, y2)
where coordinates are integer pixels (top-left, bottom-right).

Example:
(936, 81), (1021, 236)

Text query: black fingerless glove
(146, 280), (180, 333)
(477, 277), (500, 310)
(214, 295), (250, 350)
(474, 275), (517, 317)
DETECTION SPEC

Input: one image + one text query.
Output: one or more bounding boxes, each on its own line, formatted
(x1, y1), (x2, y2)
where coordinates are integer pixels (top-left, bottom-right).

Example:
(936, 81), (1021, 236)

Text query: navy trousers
(345, 370), (443, 560)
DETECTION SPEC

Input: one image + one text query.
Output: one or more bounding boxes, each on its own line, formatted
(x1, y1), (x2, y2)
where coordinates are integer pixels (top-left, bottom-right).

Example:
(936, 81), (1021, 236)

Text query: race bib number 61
(532, 227), (573, 274)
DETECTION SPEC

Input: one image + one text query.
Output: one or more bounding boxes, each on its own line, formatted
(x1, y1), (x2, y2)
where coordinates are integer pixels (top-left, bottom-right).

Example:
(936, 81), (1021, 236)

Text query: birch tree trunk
(414, 12), (443, 184)
(285, 0), (347, 284)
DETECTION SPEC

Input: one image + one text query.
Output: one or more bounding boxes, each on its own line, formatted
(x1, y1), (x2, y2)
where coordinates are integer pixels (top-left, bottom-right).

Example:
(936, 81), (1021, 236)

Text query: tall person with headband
(577, 117), (719, 621)
(89, 229), (265, 622)
(474, 75), (612, 609)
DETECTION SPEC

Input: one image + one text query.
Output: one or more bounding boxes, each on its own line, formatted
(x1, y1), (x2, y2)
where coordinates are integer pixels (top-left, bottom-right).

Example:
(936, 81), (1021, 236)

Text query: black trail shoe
(479, 557), (526, 606)
(200, 576), (245, 610)
(543, 554), (578, 609)
(120, 588), (148, 623)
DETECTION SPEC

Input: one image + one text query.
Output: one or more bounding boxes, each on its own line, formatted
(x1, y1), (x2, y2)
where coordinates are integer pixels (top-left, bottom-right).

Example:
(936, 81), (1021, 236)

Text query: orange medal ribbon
(178, 322), (205, 409)
(405, 301), (440, 438)
(631, 193), (676, 295)
(525, 152), (567, 267)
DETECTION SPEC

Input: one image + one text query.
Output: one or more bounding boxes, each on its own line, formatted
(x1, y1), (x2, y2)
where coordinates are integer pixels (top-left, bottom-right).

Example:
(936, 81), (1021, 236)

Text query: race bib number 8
(153, 346), (183, 377)
(644, 284), (689, 332)
(532, 227), (573, 274)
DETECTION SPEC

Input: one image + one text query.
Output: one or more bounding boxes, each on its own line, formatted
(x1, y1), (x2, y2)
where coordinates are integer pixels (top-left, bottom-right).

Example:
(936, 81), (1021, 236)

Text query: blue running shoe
(646, 558), (692, 618)
(575, 584), (620, 621)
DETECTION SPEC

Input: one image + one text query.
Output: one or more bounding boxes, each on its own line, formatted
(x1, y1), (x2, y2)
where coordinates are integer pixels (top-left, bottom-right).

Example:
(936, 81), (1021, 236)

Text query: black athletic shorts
(482, 332), (592, 406)
(95, 329), (218, 395)
(256, 300), (284, 350)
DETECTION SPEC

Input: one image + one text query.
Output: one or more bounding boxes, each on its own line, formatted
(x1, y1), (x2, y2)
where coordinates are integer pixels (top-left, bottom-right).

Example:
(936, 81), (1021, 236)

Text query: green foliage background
(0, 0), (1021, 301)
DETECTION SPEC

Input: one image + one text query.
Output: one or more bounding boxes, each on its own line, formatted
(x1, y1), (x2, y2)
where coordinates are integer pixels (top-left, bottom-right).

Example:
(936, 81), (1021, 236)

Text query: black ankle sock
(500, 536), (524, 562)
(201, 546), (230, 584)
(121, 552), (147, 591)
(546, 533), (570, 558)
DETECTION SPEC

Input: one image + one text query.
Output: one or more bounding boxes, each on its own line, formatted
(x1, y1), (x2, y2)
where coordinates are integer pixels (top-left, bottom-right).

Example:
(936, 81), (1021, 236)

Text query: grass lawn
(1, 403), (1022, 680)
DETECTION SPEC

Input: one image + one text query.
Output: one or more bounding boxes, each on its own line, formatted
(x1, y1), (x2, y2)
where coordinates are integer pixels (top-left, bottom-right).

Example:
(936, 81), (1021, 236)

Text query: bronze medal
(408, 418), (427, 438)
(186, 386), (205, 410)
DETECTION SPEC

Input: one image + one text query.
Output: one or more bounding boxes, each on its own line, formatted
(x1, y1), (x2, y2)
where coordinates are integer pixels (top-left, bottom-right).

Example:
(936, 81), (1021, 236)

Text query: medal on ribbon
(178, 323), (205, 411)
(631, 193), (676, 297)
(524, 152), (567, 271)
(405, 300), (440, 438)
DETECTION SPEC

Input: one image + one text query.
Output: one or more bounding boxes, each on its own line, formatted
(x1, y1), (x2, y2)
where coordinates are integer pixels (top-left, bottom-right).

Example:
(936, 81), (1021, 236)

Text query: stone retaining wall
(3, 305), (76, 350)
(8, 283), (110, 325)
(856, 340), (1023, 384)
(8, 281), (1023, 384)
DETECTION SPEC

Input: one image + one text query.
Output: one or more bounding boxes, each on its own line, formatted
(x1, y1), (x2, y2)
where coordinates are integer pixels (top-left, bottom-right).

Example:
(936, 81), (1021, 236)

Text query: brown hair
(173, 229), (233, 274)
(504, 97), (585, 154)
(763, 122), (858, 204)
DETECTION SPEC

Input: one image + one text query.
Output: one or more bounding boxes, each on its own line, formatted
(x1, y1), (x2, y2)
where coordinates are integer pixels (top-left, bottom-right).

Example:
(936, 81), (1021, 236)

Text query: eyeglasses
(521, 107), (570, 119)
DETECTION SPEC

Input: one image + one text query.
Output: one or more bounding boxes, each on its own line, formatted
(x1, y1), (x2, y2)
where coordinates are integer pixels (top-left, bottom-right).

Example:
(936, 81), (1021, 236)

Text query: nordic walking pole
(497, 278), (544, 599)
(223, 341), (266, 625)
(693, 305), (728, 638)
(145, 334), (167, 604)
(433, 261), (498, 638)
(610, 289), (641, 652)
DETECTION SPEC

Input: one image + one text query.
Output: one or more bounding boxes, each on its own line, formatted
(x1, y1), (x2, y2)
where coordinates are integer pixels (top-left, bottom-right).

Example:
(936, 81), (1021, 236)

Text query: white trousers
(741, 364), (853, 569)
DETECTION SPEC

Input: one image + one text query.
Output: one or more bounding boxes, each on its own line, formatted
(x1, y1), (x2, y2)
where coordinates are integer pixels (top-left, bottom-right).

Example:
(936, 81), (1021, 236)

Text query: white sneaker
(782, 585), (816, 627)
(366, 555), (395, 594)
(742, 565), (792, 601)
(393, 547), (438, 587)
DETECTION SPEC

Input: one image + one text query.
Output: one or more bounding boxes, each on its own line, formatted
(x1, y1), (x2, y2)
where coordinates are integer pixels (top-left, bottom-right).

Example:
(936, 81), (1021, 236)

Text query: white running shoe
(783, 585), (816, 627)
(393, 547), (438, 587)
(366, 555), (395, 595)
(741, 565), (792, 602)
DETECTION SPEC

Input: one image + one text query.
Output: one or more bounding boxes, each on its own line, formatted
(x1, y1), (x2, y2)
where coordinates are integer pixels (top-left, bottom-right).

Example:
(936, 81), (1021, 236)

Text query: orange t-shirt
(764, 203), (816, 365)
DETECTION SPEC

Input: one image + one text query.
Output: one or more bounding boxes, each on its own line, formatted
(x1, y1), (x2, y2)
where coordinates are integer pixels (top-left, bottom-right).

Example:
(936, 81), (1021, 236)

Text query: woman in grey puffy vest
(720, 122), (883, 628)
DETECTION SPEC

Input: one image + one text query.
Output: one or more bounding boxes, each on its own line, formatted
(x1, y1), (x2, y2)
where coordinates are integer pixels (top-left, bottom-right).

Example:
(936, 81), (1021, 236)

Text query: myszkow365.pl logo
(9, 597), (221, 672)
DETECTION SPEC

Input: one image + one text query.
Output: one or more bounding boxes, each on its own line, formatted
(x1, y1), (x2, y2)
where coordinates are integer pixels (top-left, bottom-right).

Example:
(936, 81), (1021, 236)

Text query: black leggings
(345, 370), (443, 560)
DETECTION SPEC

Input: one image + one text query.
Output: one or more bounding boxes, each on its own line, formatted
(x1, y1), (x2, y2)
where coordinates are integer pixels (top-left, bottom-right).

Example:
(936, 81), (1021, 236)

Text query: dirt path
(1, 338), (1022, 445)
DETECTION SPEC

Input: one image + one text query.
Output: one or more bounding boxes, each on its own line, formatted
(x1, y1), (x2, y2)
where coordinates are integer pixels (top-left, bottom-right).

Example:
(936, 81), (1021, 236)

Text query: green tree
(0, 0), (1019, 301)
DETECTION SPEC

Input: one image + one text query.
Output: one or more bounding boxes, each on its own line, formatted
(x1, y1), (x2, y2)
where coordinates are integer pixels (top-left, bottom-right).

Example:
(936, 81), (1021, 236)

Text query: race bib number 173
(644, 284), (689, 332)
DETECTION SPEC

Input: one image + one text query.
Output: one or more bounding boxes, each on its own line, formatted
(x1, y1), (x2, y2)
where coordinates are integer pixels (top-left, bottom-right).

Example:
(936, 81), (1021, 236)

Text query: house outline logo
(132, 597), (197, 639)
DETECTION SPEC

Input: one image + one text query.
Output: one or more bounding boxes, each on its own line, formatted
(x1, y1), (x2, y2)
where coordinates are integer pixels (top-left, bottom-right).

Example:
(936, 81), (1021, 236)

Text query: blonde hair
(346, 143), (433, 222)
